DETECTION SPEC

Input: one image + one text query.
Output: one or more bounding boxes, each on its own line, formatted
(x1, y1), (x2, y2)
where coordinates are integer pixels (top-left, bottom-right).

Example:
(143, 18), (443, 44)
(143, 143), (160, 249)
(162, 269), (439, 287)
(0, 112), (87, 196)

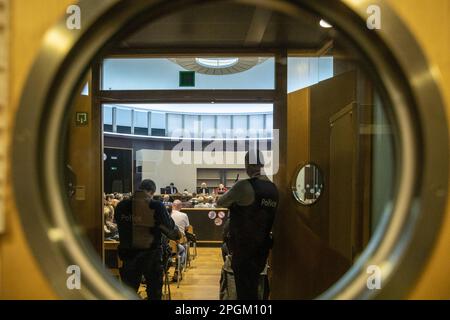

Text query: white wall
(137, 148), (274, 192)
(103, 58), (275, 90)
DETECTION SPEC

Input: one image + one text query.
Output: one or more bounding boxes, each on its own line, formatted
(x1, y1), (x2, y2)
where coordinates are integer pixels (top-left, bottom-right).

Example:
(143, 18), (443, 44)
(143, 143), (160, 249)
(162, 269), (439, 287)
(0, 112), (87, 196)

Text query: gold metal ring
(12, 0), (449, 299)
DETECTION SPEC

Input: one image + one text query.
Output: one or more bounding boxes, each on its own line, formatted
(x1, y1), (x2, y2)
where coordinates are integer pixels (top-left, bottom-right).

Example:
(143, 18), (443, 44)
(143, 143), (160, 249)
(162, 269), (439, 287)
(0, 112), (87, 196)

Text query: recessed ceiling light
(319, 19), (332, 28)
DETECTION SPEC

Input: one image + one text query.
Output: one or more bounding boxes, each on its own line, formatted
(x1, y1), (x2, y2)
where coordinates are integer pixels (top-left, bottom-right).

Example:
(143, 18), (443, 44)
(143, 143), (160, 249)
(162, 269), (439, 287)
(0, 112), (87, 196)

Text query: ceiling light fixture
(319, 19), (332, 28)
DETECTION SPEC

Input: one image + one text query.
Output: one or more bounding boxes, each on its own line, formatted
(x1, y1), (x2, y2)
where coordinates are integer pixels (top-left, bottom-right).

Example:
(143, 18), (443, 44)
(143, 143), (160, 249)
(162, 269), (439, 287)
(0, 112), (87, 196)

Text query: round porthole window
(12, 0), (449, 300)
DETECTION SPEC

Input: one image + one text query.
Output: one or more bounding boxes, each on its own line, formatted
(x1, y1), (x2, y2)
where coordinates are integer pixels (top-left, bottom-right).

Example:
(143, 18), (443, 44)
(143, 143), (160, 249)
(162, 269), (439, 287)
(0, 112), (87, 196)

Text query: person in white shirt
(171, 200), (190, 235)
(170, 200), (190, 281)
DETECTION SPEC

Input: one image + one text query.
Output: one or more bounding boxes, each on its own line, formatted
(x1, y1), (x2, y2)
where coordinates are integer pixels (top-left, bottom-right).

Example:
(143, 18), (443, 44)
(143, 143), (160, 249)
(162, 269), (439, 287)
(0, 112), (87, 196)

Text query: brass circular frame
(12, 0), (449, 299)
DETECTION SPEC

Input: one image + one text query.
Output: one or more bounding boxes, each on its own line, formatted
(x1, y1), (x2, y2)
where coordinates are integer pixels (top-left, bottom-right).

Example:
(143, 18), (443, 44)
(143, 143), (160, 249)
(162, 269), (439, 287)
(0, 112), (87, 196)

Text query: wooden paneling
(0, 0), (9, 237)
(180, 208), (229, 244)
(99, 89), (275, 103)
(269, 50), (289, 297)
(66, 74), (103, 255)
(271, 72), (356, 299)
(309, 72), (357, 241)
(1, 0), (75, 299)
(385, 0), (450, 299)
(329, 104), (356, 261)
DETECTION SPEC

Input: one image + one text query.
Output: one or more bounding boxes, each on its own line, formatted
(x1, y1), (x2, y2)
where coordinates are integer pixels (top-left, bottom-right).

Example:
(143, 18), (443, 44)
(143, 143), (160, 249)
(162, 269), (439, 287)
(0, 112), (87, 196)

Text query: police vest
(229, 177), (279, 259)
(131, 191), (156, 249)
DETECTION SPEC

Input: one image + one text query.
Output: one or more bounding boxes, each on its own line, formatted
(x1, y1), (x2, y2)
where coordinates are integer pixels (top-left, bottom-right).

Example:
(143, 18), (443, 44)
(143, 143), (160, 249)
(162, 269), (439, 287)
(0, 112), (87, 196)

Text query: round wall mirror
(292, 164), (324, 205)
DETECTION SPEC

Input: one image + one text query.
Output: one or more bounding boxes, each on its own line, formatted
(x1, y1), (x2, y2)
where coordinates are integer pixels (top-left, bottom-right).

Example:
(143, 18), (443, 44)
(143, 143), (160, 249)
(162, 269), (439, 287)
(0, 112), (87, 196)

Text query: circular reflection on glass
(214, 218), (223, 226)
(208, 211), (216, 219)
(292, 164), (324, 205)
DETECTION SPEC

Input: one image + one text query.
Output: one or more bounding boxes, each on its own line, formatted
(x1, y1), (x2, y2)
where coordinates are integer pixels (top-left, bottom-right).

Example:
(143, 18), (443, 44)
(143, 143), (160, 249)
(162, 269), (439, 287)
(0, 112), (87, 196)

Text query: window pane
(116, 108), (132, 126)
(102, 57), (275, 90)
(167, 114), (183, 137)
(134, 110), (148, 128)
(318, 57), (333, 81)
(184, 115), (200, 138)
(217, 115), (231, 138)
(134, 110), (148, 135)
(103, 106), (113, 125)
(116, 107), (132, 134)
(150, 112), (166, 136)
(249, 114), (264, 137)
(201, 115), (215, 138)
(103, 106), (113, 132)
(288, 57), (333, 93)
(266, 114), (273, 137)
(233, 115), (248, 137)
(150, 112), (166, 129)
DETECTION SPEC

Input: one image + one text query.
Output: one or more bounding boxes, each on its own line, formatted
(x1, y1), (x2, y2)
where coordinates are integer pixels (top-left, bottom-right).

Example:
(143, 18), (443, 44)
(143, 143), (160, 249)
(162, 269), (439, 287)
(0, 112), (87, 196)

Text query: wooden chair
(169, 240), (183, 288)
(162, 253), (172, 300)
(186, 225), (197, 262)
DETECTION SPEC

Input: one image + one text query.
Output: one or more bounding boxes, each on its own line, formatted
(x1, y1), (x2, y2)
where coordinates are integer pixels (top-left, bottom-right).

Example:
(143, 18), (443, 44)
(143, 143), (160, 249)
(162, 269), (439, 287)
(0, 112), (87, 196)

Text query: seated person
(112, 193), (123, 208)
(194, 196), (207, 208)
(189, 196), (198, 208)
(204, 196), (215, 208)
(170, 200), (190, 281)
(197, 182), (209, 195)
(162, 194), (172, 207)
(104, 206), (119, 240)
(181, 196), (193, 208)
(105, 194), (115, 209)
(165, 183), (178, 195)
(215, 183), (228, 195)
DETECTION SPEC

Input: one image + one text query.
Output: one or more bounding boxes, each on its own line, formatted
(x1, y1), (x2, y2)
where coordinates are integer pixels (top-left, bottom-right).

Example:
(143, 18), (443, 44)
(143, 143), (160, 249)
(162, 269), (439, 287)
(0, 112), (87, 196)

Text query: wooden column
(270, 50), (289, 297)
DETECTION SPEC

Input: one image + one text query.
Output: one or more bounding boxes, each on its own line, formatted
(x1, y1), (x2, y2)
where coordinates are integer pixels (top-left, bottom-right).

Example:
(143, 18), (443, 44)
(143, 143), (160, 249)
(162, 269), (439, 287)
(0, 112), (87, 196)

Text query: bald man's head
(172, 199), (182, 211)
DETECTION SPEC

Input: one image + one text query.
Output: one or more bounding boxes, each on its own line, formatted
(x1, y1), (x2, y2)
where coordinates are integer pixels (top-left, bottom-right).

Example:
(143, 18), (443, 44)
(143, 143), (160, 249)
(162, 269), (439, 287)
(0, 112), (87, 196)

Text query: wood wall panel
(385, 0), (450, 299)
(329, 105), (355, 261)
(66, 74), (103, 255)
(1, 0), (75, 299)
(271, 72), (356, 299)
(309, 72), (357, 241)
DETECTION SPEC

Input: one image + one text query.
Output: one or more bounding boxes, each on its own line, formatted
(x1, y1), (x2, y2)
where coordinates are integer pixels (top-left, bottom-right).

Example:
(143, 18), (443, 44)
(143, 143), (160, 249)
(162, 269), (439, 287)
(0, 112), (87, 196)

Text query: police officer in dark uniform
(115, 179), (180, 300)
(217, 150), (279, 300)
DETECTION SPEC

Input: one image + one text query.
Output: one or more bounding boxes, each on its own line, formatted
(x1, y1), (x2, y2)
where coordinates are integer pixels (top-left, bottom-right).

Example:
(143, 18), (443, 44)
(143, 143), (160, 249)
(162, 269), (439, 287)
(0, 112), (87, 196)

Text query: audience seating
(168, 240), (183, 288)
(185, 225), (197, 266)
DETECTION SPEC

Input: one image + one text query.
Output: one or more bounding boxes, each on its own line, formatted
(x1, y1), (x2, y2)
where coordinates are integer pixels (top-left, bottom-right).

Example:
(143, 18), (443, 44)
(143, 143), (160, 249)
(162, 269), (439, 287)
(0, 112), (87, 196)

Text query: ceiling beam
(98, 90), (276, 104)
(244, 7), (273, 46)
(106, 47), (323, 58)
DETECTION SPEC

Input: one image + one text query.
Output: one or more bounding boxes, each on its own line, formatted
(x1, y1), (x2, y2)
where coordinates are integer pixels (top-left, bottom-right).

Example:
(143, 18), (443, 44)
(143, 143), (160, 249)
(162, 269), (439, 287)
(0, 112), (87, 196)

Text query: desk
(104, 240), (119, 250)
(104, 240), (121, 277)
(180, 208), (229, 246)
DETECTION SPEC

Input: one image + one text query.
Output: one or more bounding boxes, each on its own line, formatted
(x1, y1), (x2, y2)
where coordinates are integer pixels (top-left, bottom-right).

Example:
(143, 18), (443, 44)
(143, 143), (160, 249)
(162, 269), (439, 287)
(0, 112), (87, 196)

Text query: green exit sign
(75, 112), (88, 126)
(179, 71), (195, 87)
